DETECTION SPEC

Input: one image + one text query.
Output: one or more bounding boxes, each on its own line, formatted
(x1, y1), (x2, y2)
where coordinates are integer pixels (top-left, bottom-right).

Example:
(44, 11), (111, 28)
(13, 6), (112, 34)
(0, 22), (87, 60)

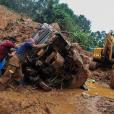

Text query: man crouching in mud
(0, 38), (47, 86)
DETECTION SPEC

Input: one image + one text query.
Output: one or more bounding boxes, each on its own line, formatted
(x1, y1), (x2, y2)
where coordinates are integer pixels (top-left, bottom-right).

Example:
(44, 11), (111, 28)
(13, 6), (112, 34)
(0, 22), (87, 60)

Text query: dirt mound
(2, 18), (40, 43)
(0, 5), (89, 90)
(0, 5), (40, 43)
(97, 96), (114, 114)
(71, 43), (91, 65)
(0, 5), (21, 30)
(0, 5), (90, 65)
(90, 68), (112, 84)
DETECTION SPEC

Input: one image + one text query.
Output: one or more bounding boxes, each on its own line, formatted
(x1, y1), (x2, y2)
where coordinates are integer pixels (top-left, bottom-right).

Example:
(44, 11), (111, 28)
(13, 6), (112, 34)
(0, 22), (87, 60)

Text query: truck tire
(69, 68), (88, 88)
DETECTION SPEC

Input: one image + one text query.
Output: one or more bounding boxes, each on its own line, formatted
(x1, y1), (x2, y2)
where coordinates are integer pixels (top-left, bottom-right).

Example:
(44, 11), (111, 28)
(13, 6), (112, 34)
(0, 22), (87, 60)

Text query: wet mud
(0, 83), (113, 114)
(86, 79), (114, 99)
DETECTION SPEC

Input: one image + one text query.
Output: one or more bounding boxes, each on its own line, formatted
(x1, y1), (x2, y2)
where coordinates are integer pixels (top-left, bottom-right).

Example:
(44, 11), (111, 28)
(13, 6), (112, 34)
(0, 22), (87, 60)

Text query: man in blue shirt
(0, 38), (47, 85)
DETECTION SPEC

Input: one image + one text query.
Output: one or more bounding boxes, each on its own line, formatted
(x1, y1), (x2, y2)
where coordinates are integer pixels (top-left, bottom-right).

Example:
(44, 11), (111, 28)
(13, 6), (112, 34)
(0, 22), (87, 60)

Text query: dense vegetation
(0, 0), (106, 49)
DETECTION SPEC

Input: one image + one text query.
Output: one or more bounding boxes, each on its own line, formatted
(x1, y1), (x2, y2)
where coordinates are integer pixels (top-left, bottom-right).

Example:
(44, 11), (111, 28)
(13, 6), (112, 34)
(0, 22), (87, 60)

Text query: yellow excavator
(93, 33), (114, 66)
(92, 32), (114, 88)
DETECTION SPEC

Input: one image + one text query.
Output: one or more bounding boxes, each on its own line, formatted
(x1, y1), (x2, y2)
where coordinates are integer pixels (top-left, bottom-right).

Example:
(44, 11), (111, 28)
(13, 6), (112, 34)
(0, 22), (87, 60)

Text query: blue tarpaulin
(0, 58), (6, 75)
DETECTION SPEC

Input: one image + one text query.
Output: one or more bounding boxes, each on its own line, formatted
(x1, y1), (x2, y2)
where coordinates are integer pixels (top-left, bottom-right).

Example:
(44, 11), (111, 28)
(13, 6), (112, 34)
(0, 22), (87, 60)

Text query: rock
(82, 92), (90, 98)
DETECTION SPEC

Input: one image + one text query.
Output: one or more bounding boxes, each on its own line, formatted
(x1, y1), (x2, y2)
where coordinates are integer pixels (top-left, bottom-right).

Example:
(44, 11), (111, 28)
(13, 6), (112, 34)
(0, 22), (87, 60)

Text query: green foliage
(71, 31), (96, 49)
(77, 15), (91, 32)
(0, 0), (106, 49)
(91, 31), (106, 47)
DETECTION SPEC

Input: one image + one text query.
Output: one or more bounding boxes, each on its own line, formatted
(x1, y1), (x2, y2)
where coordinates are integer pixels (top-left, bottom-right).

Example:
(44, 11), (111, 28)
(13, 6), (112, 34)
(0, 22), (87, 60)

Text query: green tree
(77, 15), (91, 32)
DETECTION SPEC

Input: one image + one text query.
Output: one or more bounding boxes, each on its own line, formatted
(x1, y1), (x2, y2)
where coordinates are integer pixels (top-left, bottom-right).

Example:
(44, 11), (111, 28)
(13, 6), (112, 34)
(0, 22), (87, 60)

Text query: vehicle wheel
(68, 68), (88, 88)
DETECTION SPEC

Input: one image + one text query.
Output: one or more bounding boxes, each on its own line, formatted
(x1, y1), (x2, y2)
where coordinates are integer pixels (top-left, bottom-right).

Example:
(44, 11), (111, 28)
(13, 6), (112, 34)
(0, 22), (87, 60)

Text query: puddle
(86, 79), (114, 99)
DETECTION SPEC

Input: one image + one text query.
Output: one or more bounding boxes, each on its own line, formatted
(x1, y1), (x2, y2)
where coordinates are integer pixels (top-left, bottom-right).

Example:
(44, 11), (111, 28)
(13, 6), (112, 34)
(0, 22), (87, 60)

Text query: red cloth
(0, 41), (15, 60)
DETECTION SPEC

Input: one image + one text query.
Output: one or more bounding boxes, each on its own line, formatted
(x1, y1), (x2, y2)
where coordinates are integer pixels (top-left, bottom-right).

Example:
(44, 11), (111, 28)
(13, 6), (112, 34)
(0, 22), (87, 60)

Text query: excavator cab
(93, 48), (103, 62)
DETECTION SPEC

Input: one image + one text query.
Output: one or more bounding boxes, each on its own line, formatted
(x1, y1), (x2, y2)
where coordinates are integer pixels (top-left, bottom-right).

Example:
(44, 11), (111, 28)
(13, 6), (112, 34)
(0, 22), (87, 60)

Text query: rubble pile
(0, 5), (40, 43)
(0, 18), (40, 43)
(0, 5), (91, 90)
(0, 5), (21, 30)
(90, 68), (112, 84)
(71, 43), (91, 65)
(0, 14), (90, 90)
(0, 5), (113, 87)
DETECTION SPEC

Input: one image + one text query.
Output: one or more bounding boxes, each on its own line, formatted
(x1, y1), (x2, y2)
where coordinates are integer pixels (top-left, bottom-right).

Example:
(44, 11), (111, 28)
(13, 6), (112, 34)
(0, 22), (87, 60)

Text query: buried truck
(0, 23), (88, 91)
(22, 32), (88, 90)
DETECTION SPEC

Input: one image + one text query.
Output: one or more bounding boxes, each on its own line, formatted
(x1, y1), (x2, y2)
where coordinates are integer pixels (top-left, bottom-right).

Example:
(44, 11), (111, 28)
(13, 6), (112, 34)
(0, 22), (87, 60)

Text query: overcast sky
(60, 0), (114, 32)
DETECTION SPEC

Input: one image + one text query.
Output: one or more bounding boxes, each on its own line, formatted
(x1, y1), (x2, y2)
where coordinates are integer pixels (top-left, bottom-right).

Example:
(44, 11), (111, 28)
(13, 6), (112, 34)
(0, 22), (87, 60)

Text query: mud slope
(0, 5), (22, 30)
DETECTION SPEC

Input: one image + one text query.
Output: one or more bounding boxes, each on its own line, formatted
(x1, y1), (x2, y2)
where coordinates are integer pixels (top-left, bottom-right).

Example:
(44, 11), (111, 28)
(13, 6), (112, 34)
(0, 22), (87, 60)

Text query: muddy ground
(0, 86), (113, 114)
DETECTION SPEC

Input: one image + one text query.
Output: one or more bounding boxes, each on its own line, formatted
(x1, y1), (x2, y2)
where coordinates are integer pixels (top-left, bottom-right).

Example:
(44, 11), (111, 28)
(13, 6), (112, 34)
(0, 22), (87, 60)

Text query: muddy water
(0, 83), (114, 114)
(86, 79), (114, 99)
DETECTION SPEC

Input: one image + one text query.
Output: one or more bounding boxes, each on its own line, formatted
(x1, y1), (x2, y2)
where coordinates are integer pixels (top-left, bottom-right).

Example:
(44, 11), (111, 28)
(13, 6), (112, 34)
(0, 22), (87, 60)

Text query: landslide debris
(0, 18), (40, 43)
(90, 68), (112, 84)
(0, 5), (21, 30)
(1, 5), (114, 114)
(0, 4), (90, 90)
(0, 5), (112, 86)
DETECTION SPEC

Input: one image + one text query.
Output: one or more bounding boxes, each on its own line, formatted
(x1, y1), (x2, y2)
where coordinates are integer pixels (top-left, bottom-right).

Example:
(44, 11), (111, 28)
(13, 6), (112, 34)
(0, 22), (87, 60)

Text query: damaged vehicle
(22, 32), (88, 91)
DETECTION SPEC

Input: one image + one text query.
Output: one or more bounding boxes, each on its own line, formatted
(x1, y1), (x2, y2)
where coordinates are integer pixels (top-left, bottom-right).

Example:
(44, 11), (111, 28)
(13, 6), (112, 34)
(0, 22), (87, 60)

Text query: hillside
(0, 5), (40, 43)
(0, 5), (21, 30)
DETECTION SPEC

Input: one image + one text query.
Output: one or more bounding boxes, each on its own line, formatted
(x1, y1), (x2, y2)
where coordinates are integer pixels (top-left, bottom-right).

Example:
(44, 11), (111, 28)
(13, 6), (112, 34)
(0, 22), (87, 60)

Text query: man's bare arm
(33, 44), (47, 48)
